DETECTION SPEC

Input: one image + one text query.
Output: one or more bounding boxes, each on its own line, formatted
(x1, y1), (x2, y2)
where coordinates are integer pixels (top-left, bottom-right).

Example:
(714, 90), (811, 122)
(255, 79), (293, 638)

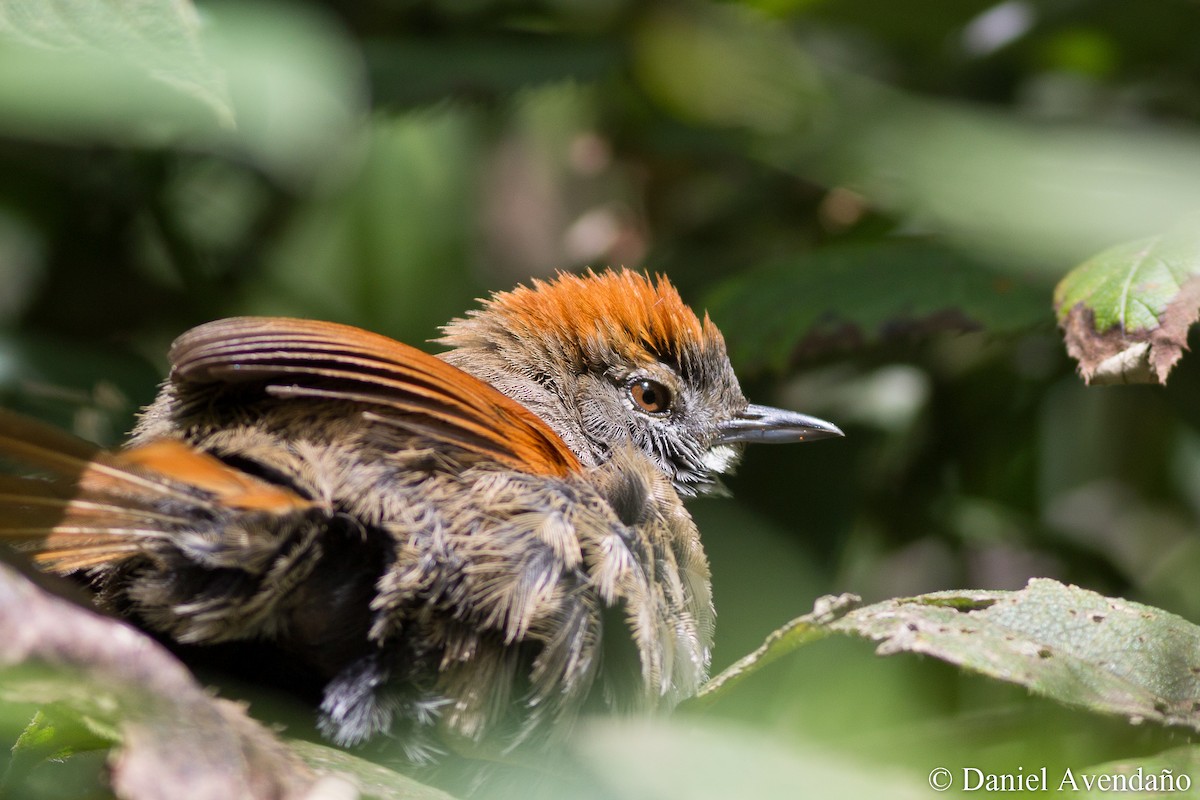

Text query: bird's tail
(0, 410), (313, 574)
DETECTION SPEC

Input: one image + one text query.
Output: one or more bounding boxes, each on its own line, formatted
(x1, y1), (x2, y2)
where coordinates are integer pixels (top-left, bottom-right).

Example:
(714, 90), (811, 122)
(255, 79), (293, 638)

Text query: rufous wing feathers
(168, 317), (581, 477)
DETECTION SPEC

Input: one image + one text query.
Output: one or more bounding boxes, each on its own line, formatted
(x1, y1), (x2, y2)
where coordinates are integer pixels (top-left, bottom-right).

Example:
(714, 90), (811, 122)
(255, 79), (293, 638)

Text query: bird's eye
(629, 379), (672, 415)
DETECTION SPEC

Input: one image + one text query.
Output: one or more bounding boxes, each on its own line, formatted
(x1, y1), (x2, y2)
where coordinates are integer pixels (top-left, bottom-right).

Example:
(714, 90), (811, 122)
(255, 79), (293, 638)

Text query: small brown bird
(0, 270), (839, 761)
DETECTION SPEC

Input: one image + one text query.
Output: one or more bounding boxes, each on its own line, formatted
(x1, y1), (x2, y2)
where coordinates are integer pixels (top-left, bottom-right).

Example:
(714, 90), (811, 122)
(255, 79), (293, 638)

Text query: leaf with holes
(698, 579), (1200, 732)
(1055, 224), (1200, 385)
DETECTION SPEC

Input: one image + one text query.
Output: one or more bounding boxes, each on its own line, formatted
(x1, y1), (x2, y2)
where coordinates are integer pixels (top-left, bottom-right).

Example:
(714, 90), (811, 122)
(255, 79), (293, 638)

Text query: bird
(0, 269), (841, 763)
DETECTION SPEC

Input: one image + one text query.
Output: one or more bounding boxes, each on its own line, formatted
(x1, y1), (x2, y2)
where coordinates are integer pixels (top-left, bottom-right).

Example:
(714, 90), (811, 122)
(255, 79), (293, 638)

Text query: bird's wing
(169, 317), (581, 478)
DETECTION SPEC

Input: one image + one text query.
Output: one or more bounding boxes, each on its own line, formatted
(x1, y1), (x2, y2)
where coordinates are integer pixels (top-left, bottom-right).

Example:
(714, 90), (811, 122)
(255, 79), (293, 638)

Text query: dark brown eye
(630, 379), (672, 414)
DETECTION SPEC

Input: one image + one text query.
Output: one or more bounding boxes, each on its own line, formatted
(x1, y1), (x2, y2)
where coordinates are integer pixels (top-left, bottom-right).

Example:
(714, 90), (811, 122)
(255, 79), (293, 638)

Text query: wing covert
(169, 317), (581, 478)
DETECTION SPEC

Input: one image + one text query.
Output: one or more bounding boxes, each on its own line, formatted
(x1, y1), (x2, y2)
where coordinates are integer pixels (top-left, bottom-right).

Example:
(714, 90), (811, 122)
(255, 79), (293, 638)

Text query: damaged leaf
(698, 579), (1200, 733)
(1055, 225), (1200, 384)
(707, 241), (1049, 373)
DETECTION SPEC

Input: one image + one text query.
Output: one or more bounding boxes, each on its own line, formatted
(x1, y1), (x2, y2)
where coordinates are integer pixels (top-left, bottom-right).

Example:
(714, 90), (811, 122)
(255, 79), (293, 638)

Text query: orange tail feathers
(0, 411), (312, 573)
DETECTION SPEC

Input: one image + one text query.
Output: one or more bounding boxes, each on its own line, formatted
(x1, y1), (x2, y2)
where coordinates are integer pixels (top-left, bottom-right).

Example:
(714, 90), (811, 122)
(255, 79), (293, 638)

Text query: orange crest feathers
(469, 270), (724, 366)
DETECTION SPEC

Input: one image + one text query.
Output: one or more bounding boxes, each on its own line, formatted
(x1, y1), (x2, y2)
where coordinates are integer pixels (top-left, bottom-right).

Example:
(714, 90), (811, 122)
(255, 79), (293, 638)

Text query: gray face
(443, 326), (843, 497)
(569, 339), (750, 497)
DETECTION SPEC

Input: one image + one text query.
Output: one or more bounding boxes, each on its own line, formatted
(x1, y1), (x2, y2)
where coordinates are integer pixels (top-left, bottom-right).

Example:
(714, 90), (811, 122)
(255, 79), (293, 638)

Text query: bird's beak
(716, 403), (844, 445)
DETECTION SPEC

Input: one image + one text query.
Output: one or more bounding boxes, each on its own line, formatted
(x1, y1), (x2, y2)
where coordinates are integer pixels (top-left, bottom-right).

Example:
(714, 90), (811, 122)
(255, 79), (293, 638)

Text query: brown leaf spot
(1057, 275), (1200, 386)
(1154, 274), (1200, 380)
(1059, 305), (1156, 384)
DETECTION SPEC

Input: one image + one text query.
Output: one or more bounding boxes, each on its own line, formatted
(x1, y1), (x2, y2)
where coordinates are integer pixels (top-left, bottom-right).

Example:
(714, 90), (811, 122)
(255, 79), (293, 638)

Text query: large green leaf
(0, 0), (232, 125)
(697, 579), (1200, 734)
(706, 241), (1049, 373)
(287, 741), (454, 800)
(0, 2), (363, 183)
(1072, 746), (1200, 798)
(574, 718), (934, 800)
(1055, 225), (1200, 385)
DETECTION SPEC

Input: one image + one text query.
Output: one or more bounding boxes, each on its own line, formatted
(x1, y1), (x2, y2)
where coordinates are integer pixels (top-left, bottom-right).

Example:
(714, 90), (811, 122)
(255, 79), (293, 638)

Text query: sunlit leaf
(1055, 224), (1200, 385)
(575, 718), (932, 800)
(1072, 746), (1200, 798)
(3, 709), (115, 794)
(828, 98), (1200, 266)
(288, 740), (455, 800)
(0, 2), (363, 183)
(0, 0), (231, 132)
(701, 579), (1200, 733)
(200, 3), (365, 184)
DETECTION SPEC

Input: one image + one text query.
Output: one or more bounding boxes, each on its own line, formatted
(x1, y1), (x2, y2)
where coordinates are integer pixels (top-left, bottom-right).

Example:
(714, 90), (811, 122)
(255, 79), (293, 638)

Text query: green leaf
(1071, 746), (1200, 798)
(2, 709), (115, 793)
(706, 241), (1050, 373)
(0, 2), (363, 183)
(575, 718), (934, 800)
(701, 579), (1200, 732)
(287, 740), (455, 800)
(0, 0), (232, 131)
(1055, 224), (1200, 384)
(198, 3), (365, 184)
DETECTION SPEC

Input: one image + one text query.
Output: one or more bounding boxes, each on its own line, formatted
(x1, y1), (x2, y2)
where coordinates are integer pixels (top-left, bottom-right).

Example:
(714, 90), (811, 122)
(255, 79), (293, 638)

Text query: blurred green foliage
(2, 0), (1200, 797)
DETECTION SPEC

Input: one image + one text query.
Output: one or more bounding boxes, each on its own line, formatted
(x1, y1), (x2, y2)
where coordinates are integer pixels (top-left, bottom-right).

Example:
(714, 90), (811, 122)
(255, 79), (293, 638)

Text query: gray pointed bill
(716, 403), (844, 445)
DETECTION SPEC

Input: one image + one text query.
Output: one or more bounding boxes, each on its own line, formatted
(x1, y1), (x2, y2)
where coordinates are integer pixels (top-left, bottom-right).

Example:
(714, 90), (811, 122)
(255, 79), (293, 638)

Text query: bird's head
(439, 269), (841, 496)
